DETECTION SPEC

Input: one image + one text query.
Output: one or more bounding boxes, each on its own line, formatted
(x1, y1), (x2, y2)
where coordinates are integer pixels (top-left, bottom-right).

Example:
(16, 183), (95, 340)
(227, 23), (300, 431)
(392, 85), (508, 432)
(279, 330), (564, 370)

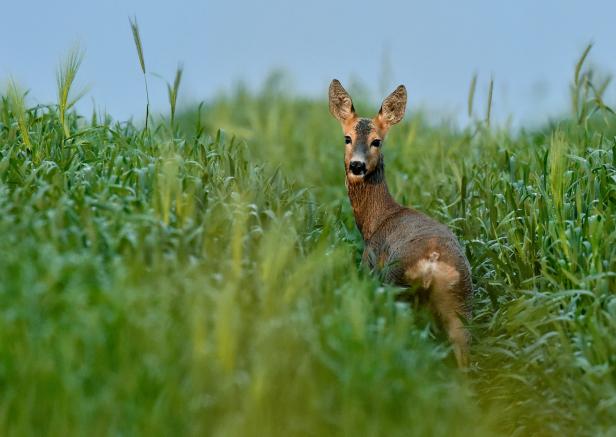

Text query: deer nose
(349, 160), (367, 175)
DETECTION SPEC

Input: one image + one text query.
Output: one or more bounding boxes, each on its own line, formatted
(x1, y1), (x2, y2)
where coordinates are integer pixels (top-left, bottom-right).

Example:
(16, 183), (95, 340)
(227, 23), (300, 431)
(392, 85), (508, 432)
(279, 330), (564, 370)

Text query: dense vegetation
(0, 48), (614, 436)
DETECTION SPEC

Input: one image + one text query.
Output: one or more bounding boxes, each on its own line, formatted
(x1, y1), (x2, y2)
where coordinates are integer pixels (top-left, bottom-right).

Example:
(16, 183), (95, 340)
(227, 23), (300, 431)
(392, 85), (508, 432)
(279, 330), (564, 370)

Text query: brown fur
(329, 79), (473, 367)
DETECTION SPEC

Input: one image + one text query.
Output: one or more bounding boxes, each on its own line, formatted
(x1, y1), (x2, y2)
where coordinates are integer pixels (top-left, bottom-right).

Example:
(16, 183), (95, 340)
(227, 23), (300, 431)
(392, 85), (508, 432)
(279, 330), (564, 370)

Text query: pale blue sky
(2, 0), (616, 125)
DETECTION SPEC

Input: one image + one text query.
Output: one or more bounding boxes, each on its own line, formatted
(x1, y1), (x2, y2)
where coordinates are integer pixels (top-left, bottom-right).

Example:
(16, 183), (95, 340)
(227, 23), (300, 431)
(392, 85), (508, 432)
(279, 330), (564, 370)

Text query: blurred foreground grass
(0, 62), (615, 436)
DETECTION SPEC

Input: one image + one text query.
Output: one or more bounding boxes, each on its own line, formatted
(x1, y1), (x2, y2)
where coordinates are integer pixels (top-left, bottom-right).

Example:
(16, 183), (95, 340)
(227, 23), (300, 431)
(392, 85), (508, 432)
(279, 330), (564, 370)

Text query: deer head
(329, 79), (407, 181)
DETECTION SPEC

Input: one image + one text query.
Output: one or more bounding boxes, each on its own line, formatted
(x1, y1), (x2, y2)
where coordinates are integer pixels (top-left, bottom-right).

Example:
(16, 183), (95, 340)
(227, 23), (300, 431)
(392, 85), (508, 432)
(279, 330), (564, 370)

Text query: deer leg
(406, 255), (470, 367)
(430, 273), (470, 368)
(439, 308), (469, 368)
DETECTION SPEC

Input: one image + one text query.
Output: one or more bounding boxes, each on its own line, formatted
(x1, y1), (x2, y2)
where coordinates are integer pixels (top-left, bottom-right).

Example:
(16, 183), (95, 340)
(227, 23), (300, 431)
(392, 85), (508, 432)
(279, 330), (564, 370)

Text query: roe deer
(328, 79), (473, 367)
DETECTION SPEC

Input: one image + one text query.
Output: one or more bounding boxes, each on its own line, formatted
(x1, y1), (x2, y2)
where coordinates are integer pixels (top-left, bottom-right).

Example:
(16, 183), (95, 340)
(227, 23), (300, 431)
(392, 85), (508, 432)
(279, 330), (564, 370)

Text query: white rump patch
(407, 251), (440, 289)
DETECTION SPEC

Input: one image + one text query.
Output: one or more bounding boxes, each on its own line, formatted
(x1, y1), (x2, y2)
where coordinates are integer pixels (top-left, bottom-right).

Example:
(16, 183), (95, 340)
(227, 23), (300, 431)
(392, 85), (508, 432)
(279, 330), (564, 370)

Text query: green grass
(1, 51), (615, 436)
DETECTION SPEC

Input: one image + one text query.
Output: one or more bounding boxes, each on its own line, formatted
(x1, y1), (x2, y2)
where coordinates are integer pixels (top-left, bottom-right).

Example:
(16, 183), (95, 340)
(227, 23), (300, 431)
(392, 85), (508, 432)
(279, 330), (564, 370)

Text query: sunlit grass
(56, 46), (87, 139)
(0, 46), (615, 436)
(129, 16), (150, 131)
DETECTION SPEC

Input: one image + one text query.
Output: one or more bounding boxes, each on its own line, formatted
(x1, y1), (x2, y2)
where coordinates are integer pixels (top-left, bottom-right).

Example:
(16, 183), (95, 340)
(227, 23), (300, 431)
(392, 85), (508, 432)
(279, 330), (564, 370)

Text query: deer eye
(344, 136), (352, 144)
(371, 139), (382, 148)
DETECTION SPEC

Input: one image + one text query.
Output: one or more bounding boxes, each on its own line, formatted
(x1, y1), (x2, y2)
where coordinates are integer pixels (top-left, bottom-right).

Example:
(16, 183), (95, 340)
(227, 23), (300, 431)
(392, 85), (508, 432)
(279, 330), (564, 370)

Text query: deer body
(329, 79), (472, 367)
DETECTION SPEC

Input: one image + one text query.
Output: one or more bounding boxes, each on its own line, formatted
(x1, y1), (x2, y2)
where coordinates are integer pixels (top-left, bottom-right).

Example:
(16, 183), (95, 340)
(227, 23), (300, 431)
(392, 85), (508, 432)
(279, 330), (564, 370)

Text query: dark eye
(344, 136), (352, 144)
(371, 139), (382, 148)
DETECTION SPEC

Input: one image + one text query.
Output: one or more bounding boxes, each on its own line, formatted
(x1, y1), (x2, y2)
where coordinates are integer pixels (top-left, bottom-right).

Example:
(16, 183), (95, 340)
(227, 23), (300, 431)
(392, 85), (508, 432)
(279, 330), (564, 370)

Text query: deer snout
(349, 160), (367, 176)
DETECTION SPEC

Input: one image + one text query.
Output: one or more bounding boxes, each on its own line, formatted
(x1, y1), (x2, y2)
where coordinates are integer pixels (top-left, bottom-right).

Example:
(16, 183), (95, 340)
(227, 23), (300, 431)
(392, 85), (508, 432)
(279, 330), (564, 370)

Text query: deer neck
(346, 158), (402, 241)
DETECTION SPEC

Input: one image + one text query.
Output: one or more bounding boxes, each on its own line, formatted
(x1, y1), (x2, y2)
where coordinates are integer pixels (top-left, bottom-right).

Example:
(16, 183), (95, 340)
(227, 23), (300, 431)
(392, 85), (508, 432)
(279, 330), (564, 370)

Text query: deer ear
(329, 79), (356, 123)
(377, 85), (407, 130)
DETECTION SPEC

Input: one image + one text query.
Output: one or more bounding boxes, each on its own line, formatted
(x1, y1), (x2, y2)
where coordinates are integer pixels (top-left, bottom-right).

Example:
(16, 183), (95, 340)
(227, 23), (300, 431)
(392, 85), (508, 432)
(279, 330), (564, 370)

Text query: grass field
(1, 46), (615, 436)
